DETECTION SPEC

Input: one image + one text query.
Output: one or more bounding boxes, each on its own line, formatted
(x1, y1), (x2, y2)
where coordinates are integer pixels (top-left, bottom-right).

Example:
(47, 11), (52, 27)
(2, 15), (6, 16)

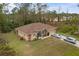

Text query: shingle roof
(15, 23), (56, 34)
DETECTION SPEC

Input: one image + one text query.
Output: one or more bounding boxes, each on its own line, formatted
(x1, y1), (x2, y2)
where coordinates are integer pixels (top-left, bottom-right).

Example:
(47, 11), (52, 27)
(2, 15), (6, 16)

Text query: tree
(0, 4), (17, 33)
(36, 3), (47, 23)
(0, 38), (16, 56)
(0, 4), (6, 32)
(11, 3), (31, 25)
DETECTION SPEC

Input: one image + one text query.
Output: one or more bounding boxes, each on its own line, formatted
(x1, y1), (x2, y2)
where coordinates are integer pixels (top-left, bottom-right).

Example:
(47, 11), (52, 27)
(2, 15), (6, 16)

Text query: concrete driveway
(51, 34), (79, 48)
(74, 41), (79, 47)
(61, 38), (79, 48)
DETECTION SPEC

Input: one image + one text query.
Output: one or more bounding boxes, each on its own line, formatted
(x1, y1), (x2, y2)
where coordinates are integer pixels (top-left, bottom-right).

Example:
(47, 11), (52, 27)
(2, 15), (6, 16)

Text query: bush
(57, 25), (78, 35)
(0, 38), (17, 56)
(0, 46), (16, 56)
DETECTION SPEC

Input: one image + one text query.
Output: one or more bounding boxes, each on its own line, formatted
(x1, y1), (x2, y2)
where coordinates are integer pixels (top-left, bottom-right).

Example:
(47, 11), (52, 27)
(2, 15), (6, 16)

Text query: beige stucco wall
(18, 30), (24, 37)
(31, 33), (37, 40)
(17, 28), (56, 41)
(17, 30), (37, 41)
(24, 34), (29, 41)
(17, 30), (29, 41)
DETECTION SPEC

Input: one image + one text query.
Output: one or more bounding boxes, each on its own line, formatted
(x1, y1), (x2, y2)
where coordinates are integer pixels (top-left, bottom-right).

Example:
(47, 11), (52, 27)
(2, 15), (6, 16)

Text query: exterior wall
(17, 30), (29, 41)
(17, 30), (37, 41)
(23, 34), (29, 41)
(17, 30), (25, 37)
(17, 29), (55, 41)
(31, 33), (37, 40)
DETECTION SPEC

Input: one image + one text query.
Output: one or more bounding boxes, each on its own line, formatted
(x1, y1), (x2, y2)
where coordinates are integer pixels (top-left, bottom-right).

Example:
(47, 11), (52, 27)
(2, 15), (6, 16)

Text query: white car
(59, 35), (67, 40)
(64, 37), (76, 44)
(51, 33), (61, 39)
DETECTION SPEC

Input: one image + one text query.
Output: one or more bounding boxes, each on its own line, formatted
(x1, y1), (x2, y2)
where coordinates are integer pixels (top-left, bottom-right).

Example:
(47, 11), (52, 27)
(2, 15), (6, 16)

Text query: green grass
(2, 31), (79, 56)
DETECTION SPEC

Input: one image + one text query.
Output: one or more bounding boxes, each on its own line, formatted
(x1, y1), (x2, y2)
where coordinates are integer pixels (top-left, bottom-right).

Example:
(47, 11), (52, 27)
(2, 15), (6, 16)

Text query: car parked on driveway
(64, 37), (76, 44)
(51, 33), (77, 44)
(51, 33), (61, 39)
(59, 35), (67, 40)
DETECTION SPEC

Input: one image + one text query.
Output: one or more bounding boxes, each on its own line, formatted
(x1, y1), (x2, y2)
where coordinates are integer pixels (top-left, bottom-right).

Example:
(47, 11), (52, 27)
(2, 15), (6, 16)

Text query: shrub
(0, 38), (17, 56)
(0, 46), (16, 56)
(57, 25), (78, 35)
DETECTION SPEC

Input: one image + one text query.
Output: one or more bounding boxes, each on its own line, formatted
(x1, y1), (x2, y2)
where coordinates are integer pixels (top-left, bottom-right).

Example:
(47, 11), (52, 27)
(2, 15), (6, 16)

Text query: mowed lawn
(2, 31), (79, 56)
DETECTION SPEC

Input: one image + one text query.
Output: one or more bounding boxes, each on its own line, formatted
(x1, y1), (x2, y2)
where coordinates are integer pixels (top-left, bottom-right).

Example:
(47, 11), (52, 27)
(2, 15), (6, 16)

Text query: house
(53, 16), (72, 22)
(15, 23), (56, 41)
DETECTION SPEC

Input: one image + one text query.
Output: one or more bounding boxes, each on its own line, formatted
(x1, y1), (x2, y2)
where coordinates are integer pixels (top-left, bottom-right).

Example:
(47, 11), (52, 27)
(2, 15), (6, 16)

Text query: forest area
(0, 3), (79, 56)
(0, 3), (79, 33)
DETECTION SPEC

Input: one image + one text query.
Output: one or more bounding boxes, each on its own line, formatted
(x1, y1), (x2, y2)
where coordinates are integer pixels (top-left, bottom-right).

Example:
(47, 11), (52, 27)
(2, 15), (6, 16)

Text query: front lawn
(2, 31), (79, 56)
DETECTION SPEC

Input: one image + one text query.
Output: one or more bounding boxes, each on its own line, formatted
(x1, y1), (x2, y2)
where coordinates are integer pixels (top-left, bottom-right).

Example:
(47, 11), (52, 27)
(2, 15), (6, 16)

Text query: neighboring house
(53, 16), (72, 22)
(15, 23), (56, 41)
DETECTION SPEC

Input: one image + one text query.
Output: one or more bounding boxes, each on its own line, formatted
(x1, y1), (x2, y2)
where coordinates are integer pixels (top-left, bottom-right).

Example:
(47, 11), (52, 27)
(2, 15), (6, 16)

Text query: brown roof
(15, 23), (56, 34)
